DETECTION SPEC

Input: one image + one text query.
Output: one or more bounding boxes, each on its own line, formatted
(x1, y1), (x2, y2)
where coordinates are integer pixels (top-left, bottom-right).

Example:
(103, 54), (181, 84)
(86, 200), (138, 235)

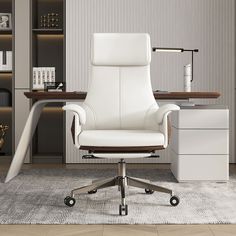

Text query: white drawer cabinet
(170, 105), (229, 182)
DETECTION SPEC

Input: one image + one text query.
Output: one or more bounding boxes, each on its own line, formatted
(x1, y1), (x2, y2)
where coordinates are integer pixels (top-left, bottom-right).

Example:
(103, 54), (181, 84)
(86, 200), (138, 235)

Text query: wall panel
(66, 0), (235, 163)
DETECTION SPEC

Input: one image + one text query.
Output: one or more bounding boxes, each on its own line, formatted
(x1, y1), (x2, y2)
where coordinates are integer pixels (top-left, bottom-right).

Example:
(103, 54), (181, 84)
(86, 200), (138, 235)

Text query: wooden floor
(1, 163), (236, 236)
(0, 224), (236, 236)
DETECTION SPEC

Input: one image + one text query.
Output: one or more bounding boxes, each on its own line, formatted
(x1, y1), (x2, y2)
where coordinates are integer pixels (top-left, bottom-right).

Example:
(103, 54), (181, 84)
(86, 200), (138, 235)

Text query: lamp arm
(152, 47), (199, 82)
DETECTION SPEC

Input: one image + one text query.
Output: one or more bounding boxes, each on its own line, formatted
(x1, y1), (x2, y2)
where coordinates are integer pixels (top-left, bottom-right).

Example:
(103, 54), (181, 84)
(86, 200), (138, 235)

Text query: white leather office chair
(63, 33), (180, 215)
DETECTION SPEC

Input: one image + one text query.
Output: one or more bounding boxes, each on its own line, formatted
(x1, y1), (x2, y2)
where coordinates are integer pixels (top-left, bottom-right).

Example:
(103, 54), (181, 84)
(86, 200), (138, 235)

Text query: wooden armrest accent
(71, 116), (75, 145)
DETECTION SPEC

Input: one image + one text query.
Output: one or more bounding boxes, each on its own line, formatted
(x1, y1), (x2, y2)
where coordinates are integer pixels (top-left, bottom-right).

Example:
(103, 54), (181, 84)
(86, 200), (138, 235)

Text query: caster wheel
(119, 204), (128, 216)
(170, 195), (180, 206)
(88, 189), (97, 194)
(145, 189), (154, 194)
(64, 196), (76, 207)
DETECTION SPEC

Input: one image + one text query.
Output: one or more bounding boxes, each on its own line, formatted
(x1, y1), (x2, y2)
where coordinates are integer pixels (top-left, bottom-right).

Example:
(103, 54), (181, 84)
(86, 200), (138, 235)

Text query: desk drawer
(171, 128), (229, 154)
(171, 109), (229, 129)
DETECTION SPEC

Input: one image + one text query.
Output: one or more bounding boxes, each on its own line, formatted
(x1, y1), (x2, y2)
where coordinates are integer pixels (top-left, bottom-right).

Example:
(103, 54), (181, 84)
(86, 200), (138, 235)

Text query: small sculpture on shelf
(0, 124), (9, 155)
(40, 13), (59, 28)
(0, 13), (12, 29)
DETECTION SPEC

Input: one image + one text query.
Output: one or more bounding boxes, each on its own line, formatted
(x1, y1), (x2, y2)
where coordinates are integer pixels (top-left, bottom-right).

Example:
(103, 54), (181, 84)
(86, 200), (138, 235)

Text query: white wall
(66, 0), (235, 163)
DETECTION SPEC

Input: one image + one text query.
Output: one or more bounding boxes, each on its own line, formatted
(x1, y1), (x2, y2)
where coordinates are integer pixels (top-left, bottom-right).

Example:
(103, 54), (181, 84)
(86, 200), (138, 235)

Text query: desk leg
(5, 101), (47, 183)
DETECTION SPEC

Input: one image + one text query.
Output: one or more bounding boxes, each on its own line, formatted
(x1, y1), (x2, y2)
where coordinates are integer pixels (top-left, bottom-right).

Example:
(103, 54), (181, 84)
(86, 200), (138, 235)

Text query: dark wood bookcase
(31, 0), (65, 163)
(0, 0), (14, 158)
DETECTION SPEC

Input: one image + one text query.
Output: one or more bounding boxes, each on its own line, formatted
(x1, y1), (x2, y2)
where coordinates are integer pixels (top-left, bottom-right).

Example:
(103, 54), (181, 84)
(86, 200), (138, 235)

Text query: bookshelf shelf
(0, 71), (12, 74)
(0, 30), (13, 35)
(32, 28), (63, 34)
(31, 0), (65, 163)
(0, 0), (14, 158)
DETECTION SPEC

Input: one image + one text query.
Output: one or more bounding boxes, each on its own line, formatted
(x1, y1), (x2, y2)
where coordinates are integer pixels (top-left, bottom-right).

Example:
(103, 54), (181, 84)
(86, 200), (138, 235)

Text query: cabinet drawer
(170, 150), (229, 182)
(171, 128), (229, 154)
(171, 109), (229, 129)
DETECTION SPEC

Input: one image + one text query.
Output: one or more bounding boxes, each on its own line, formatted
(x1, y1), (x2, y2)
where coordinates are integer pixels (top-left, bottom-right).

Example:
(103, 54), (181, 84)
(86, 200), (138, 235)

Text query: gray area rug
(0, 168), (236, 224)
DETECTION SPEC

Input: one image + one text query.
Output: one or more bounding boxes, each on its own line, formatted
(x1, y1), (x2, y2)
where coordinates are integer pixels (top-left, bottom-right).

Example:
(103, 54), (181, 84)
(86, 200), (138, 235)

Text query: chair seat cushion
(78, 130), (165, 147)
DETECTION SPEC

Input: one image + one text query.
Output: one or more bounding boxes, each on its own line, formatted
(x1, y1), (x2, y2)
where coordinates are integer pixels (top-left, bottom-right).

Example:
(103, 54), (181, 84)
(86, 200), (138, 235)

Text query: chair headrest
(91, 33), (151, 66)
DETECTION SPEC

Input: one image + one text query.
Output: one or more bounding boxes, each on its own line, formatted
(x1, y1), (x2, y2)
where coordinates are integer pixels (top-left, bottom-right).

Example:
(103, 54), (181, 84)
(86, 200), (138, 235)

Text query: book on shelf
(0, 51), (12, 71)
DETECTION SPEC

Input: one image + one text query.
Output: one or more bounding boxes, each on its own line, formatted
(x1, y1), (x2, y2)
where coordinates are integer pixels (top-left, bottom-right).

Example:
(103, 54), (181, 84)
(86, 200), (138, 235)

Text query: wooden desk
(25, 91), (220, 100)
(5, 91), (220, 183)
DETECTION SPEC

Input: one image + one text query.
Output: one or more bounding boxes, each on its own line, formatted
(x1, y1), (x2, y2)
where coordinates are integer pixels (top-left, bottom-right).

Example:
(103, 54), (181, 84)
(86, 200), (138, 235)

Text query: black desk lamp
(152, 47), (199, 82)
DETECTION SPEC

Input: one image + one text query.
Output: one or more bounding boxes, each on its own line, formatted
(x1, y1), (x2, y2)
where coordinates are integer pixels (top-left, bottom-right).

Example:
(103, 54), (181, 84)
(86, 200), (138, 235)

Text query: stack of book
(33, 67), (56, 90)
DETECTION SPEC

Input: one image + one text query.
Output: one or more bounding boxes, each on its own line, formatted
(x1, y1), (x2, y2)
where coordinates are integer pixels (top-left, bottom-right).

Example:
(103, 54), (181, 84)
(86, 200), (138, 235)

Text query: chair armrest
(156, 104), (180, 124)
(63, 104), (86, 125)
(156, 104), (180, 148)
(63, 104), (86, 148)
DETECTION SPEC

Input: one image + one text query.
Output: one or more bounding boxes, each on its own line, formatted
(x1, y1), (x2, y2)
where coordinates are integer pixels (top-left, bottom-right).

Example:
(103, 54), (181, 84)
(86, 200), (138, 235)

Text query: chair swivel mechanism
(63, 33), (180, 215)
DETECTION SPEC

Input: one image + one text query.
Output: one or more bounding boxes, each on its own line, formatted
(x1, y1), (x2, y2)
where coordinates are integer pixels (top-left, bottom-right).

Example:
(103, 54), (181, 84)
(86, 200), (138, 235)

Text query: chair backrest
(83, 33), (158, 130)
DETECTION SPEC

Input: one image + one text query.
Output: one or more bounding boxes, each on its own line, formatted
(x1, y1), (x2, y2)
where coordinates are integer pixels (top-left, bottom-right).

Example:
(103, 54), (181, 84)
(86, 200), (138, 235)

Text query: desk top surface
(24, 91), (220, 100)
